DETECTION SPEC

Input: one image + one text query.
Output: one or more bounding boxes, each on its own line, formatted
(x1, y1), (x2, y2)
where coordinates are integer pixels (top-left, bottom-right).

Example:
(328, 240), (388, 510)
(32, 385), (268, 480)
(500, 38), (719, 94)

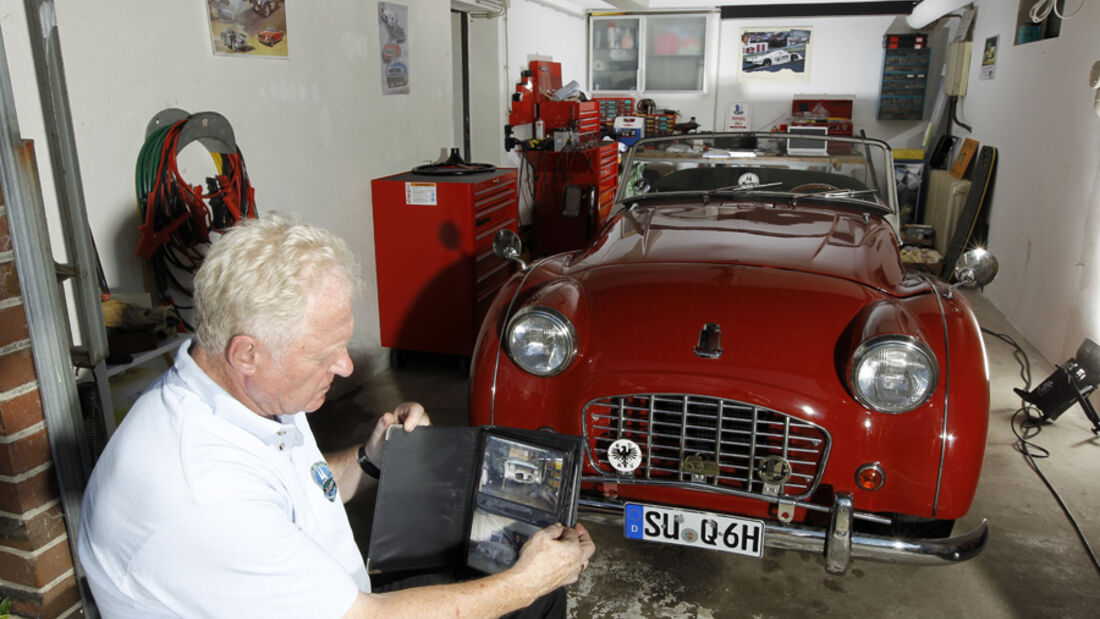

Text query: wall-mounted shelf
(1015, 0), (1064, 44)
(105, 336), (188, 378)
(90, 335), (189, 437)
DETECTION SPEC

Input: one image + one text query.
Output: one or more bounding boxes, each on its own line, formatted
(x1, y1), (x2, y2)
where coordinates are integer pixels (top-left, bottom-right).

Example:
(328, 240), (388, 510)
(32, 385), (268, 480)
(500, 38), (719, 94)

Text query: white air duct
(452, 0), (507, 14)
(906, 0), (971, 29)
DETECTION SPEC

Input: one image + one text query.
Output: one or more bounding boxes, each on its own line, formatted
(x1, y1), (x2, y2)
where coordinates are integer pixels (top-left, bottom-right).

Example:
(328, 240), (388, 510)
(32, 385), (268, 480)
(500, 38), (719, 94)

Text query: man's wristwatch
(357, 444), (381, 479)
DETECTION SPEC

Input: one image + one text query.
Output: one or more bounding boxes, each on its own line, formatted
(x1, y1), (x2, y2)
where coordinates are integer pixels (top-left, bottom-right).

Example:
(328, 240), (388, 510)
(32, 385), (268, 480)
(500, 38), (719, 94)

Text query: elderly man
(78, 214), (594, 618)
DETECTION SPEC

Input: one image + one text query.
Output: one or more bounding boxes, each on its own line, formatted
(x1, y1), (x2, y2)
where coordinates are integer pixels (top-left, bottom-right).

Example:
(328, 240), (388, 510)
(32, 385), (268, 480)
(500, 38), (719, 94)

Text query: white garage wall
(1, 0), (457, 377)
(712, 13), (946, 147)
(504, 0), (588, 98)
(467, 1), (592, 171)
(473, 0), (589, 222)
(962, 0), (1100, 365)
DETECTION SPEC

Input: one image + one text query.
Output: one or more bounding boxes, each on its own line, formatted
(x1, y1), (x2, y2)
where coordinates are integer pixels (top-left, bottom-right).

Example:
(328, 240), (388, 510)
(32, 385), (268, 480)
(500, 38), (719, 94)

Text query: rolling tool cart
(371, 165), (518, 358)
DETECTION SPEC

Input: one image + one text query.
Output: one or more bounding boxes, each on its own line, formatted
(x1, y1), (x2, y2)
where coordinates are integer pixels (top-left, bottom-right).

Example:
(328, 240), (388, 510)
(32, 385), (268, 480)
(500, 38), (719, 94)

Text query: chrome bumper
(578, 495), (988, 575)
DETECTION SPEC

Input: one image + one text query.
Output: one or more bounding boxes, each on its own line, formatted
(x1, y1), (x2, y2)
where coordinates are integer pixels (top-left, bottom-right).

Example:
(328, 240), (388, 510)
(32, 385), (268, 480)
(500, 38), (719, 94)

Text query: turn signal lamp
(856, 463), (885, 491)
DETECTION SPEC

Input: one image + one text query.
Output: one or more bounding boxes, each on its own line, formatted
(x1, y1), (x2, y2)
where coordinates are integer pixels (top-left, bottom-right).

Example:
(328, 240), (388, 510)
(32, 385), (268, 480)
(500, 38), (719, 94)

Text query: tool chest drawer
(474, 197), (518, 241)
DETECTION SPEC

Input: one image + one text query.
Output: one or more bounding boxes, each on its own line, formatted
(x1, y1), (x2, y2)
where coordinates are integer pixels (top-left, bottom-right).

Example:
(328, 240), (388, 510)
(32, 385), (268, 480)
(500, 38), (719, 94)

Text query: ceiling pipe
(906, 0), (971, 29)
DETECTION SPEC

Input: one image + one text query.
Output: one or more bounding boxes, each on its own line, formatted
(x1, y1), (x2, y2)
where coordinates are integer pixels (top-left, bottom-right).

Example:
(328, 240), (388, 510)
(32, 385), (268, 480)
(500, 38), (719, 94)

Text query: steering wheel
(791, 183), (840, 194)
(412, 161), (496, 176)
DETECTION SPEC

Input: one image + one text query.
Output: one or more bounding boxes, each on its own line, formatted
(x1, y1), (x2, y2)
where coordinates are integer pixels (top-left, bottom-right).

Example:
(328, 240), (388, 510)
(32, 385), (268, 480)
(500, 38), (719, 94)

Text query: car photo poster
(378, 2), (410, 95)
(207, 0), (289, 58)
(739, 27), (812, 83)
(980, 35), (997, 81)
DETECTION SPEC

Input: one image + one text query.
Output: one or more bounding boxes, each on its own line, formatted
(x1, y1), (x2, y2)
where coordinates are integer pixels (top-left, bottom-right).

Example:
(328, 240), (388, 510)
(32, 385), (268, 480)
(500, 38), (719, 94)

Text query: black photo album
(366, 425), (583, 575)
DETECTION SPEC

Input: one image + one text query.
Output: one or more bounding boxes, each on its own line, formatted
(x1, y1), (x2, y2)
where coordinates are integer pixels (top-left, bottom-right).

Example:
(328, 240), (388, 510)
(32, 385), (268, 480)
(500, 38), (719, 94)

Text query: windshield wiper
(620, 181), (784, 205)
(800, 188), (878, 199)
(701, 182), (785, 204)
(791, 188), (891, 212)
(792, 188), (880, 204)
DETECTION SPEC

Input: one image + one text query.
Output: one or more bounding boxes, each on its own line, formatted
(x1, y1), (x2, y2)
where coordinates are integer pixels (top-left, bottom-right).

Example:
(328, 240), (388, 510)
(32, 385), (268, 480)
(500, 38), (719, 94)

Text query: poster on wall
(378, 2), (410, 95)
(207, 0), (289, 58)
(725, 102), (751, 130)
(739, 27), (811, 83)
(980, 35), (997, 81)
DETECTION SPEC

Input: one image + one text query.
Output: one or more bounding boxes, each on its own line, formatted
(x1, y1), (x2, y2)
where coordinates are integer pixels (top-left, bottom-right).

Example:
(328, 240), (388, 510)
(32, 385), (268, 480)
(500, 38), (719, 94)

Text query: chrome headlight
(505, 306), (576, 377)
(850, 336), (938, 413)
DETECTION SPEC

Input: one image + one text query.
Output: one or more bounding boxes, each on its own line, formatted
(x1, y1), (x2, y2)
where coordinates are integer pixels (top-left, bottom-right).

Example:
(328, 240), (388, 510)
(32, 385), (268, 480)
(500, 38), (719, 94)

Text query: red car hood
(571, 204), (915, 295)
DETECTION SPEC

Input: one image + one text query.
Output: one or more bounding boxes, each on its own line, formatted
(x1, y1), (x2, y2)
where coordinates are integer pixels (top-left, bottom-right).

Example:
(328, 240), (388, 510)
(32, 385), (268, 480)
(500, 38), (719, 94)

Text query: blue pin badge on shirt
(310, 461), (338, 502)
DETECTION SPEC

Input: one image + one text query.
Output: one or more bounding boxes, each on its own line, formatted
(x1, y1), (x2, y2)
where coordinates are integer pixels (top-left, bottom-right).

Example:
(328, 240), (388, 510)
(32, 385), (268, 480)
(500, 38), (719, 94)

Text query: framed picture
(740, 27), (812, 83)
(207, 0), (289, 58)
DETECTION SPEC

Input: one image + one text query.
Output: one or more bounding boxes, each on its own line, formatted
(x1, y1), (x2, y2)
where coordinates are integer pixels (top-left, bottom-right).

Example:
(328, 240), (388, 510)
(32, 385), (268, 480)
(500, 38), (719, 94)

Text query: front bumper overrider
(578, 493), (988, 575)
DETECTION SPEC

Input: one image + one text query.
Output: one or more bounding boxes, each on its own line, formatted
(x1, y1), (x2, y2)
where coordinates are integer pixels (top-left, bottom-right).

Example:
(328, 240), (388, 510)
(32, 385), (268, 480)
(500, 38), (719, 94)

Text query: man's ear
(225, 335), (262, 375)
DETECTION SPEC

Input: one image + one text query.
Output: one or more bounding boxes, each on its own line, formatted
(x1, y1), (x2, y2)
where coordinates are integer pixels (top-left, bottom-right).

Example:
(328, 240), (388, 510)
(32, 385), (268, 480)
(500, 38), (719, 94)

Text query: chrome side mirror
(946, 248), (998, 298)
(493, 229), (527, 271)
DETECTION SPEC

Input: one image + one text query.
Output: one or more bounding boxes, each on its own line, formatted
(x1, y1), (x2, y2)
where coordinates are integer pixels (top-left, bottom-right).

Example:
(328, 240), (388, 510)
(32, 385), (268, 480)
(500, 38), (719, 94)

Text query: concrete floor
(310, 290), (1100, 618)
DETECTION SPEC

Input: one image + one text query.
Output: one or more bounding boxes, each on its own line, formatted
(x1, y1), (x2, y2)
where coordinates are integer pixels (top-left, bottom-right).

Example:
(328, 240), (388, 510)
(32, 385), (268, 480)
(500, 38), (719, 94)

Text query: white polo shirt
(78, 340), (369, 619)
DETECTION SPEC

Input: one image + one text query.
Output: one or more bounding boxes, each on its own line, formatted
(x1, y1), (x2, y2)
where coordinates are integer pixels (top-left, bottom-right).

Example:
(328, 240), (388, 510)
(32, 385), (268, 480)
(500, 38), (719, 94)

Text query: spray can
(535, 119), (546, 140)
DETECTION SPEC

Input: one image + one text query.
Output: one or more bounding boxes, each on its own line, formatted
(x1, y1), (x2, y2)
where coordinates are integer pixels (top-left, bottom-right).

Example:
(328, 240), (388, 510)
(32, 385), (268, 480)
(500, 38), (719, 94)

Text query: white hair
(193, 213), (359, 355)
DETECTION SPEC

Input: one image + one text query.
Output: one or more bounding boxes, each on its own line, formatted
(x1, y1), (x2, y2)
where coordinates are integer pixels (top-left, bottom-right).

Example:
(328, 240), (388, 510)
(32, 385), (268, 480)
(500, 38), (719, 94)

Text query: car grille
(584, 394), (830, 500)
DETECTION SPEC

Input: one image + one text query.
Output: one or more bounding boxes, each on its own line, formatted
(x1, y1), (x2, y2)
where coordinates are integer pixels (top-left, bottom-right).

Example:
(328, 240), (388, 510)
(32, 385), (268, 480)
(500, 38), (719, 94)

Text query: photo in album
(466, 435), (570, 573)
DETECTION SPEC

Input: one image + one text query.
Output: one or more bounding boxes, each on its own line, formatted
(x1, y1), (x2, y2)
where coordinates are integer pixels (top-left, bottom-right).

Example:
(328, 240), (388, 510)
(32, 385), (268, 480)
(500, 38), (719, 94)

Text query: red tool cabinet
(371, 168), (518, 357)
(525, 142), (618, 257)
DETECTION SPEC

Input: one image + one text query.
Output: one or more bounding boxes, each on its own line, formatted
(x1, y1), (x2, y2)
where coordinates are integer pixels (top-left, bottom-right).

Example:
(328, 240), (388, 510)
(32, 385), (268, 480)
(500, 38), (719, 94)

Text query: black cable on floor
(982, 327), (1100, 577)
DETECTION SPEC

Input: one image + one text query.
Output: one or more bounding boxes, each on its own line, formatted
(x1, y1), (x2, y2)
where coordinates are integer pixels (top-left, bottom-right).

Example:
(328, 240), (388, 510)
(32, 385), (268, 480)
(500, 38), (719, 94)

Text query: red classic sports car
(257, 29), (285, 47)
(469, 132), (998, 574)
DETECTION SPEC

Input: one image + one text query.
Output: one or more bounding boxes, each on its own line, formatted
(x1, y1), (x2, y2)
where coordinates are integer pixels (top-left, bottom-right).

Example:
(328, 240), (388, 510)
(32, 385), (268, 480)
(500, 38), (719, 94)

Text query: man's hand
(510, 523), (596, 596)
(344, 520), (594, 617)
(363, 401), (430, 466)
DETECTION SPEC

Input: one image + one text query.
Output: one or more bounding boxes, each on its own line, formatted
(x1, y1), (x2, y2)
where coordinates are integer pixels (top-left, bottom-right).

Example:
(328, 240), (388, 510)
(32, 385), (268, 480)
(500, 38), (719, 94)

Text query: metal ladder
(0, 2), (109, 615)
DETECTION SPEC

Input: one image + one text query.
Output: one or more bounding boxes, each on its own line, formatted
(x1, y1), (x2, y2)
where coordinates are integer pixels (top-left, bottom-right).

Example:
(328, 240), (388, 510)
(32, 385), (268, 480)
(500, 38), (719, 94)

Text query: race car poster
(378, 2), (410, 95)
(739, 27), (812, 83)
(207, 0), (289, 58)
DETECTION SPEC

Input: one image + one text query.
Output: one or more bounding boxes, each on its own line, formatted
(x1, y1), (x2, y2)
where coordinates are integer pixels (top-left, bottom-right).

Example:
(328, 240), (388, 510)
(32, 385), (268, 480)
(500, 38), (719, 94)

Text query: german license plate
(624, 503), (764, 559)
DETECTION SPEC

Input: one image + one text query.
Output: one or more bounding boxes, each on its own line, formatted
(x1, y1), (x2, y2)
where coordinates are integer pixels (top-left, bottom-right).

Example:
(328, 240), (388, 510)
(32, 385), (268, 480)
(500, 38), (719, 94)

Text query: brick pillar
(0, 202), (83, 617)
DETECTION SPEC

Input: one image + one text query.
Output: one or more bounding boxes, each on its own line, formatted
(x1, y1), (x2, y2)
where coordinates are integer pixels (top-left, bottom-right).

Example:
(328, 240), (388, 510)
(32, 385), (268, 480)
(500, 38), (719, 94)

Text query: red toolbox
(539, 100), (601, 138)
(371, 168), (518, 357)
(524, 142), (618, 257)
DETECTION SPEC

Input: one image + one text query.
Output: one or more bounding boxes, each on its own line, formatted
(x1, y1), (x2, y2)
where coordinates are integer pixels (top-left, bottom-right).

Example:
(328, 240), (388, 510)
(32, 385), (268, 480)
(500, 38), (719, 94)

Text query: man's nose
(333, 348), (353, 377)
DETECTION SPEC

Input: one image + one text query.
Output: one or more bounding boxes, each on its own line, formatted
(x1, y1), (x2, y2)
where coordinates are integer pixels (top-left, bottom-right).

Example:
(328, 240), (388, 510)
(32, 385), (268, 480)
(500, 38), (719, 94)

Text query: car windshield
(617, 132), (898, 216)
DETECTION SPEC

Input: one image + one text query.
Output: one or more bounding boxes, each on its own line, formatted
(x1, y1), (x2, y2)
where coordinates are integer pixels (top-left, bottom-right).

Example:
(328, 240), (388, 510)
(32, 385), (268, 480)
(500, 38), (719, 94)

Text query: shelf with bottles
(592, 18), (640, 53)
